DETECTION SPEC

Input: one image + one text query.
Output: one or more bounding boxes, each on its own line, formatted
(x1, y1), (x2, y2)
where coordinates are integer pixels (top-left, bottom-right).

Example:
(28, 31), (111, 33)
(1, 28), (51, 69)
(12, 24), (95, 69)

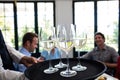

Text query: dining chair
(114, 56), (120, 79)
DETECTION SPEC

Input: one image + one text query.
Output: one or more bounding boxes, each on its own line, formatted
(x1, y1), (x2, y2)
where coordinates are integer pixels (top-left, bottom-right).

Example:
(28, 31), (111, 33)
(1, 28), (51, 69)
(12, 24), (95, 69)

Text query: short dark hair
(95, 32), (105, 40)
(22, 32), (38, 45)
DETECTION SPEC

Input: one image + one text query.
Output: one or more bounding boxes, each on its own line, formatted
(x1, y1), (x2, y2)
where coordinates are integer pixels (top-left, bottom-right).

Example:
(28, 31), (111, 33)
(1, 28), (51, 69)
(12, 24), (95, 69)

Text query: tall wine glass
(39, 26), (58, 74)
(58, 24), (77, 77)
(72, 27), (87, 71)
(54, 25), (67, 68)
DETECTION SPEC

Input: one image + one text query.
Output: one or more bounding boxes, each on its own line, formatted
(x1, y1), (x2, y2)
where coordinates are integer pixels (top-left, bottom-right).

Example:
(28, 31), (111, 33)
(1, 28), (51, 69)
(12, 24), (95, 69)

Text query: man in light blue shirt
(16, 32), (43, 72)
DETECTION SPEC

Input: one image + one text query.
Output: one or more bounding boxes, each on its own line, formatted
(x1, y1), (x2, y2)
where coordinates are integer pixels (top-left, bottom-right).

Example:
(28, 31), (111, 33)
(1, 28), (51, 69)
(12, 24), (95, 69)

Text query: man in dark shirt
(82, 32), (119, 75)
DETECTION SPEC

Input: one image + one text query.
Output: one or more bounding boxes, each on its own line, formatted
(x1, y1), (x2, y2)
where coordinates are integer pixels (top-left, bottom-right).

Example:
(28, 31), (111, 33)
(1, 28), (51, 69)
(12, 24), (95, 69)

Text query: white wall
(55, 0), (73, 25)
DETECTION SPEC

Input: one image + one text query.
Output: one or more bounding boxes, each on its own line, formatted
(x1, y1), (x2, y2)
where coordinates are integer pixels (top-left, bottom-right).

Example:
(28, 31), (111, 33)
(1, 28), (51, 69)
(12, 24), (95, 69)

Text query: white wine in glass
(55, 25), (67, 68)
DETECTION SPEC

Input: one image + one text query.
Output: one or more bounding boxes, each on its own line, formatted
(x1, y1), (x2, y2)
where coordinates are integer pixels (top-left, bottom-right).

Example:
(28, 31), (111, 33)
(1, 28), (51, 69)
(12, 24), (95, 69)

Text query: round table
(24, 58), (106, 80)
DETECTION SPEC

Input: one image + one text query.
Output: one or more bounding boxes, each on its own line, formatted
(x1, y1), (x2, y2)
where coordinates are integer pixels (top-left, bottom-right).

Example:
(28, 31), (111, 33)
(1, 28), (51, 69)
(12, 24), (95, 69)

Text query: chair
(114, 56), (120, 79)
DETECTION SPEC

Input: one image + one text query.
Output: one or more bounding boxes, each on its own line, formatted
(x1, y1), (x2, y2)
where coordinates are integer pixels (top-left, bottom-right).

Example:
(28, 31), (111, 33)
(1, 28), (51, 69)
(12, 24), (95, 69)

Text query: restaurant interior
(0, 0), (120, 80)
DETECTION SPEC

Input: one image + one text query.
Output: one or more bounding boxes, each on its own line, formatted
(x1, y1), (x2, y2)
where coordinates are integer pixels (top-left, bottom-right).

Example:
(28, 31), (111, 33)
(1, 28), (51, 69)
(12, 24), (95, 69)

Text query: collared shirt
(82, 44), (119, 75)
(82, 44), (119, 63)
(41, 48), (60, 60)
(17, 47), (31, 72)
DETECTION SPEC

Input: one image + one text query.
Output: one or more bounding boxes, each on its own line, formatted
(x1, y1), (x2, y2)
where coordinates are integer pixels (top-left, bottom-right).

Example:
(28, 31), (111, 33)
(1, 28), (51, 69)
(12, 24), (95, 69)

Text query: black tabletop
(24, 58), (106, 80)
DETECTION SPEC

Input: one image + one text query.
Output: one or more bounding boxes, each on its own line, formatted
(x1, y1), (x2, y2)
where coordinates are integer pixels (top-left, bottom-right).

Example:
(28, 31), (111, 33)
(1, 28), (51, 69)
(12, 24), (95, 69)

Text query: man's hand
(20, 56), (44, 67)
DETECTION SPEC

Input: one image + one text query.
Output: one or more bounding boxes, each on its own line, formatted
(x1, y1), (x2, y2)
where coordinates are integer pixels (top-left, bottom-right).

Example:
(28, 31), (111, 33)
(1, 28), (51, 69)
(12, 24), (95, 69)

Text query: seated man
(82, 32), (119, 76)
(16, 32), (43, 72)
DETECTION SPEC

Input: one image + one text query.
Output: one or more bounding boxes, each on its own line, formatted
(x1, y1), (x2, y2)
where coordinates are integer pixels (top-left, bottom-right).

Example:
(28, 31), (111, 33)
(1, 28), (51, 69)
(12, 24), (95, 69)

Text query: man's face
(95, 34), (105, 46)
(29, 37), (38, 52)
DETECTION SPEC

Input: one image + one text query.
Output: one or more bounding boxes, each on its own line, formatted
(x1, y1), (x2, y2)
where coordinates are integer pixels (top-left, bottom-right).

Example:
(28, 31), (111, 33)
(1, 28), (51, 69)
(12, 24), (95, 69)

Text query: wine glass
(39, 26), (59, 74)
(72, 27), (87, 71)
(58, 24), (77, 77)
(54, 25), (67, 68)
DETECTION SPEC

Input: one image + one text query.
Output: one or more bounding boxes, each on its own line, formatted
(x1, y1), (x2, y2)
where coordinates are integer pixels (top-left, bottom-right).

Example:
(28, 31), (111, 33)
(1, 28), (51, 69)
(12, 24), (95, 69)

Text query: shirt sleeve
(6, 44), (25, 63)
(0, 67), (29, 80)
(81, 50), (93, 59)
(110, 47), (119, 63)
(0, 55), (29, 80)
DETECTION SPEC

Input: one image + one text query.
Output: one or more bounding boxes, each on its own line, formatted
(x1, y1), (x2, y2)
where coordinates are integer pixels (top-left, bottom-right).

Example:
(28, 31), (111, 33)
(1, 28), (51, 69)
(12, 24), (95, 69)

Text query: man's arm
(104, 62), (117, 68)
(6, 44), (43, 67)
(6, 44), (25, 63)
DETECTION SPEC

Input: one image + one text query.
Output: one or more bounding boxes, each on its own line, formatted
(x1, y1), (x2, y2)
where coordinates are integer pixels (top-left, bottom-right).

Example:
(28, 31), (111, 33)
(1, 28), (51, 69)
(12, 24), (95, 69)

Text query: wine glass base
(44, 67), (59, 74)
(60, 70), (77, 77)
(55, 62), (67, 68)
(72, 65), (87, 71)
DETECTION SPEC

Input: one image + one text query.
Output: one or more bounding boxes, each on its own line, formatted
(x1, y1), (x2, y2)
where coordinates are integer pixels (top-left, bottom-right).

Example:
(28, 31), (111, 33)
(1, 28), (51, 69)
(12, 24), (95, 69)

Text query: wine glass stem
(48, 51), (52, 68)
(59, 50), (62, 62)
(77, 51), (81, 65)
(66, 51), (70, 72)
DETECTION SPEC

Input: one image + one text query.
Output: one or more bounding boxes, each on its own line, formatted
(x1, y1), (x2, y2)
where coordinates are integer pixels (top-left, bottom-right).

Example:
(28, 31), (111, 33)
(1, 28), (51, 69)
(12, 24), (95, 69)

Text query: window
(37, 2), (54, 51)
(97, 1), (119, 51)
(74, 1), (94, 51)
(38, 2), (54, 28)
(17, 2), (35, 48)
(73, 0), (119, 52)
(0, 3), (15, 47)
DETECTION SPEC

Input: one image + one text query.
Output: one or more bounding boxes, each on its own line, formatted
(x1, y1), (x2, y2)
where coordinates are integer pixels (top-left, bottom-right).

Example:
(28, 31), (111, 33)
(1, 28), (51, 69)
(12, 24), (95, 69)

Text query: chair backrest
(0, 30), (15, 70)
(115, 56), (120, 79)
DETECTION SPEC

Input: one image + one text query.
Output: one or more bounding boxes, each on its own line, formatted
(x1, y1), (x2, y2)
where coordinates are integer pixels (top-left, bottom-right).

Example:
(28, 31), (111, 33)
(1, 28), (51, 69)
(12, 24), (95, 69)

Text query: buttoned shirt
(82, 44), (119, 75)
(17, 47), (31, 72)
(82, 44), (119, 63)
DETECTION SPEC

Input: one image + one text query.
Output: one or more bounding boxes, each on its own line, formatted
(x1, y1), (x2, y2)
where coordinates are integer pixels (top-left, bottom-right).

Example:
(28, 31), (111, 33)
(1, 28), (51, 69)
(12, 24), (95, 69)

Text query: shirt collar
(20, 47), (31, 55)
(95, 44), (107, 51)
